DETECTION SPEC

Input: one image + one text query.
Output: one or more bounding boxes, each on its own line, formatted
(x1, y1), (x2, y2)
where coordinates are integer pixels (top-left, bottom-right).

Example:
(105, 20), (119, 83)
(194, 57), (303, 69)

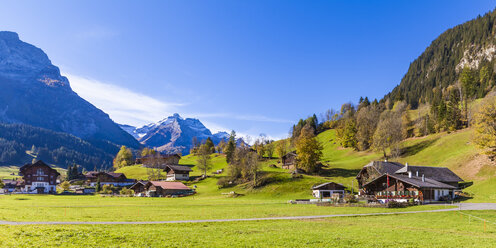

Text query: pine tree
(205, 137), (215, 154)
(225, 131), (236, 164)
(95, 179), (101, 192)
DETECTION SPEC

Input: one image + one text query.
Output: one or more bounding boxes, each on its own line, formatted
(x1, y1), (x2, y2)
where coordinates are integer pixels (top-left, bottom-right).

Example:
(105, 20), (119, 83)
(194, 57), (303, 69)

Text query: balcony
(375, 191), (419, 199)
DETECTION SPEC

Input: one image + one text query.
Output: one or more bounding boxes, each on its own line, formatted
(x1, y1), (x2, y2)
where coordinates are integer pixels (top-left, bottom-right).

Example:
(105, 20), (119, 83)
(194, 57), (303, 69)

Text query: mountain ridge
(120, 114), (230, 155)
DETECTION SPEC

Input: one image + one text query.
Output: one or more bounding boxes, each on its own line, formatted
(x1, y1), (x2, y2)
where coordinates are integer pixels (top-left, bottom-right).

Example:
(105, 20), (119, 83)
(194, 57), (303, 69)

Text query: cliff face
(0, 31), (140, 149)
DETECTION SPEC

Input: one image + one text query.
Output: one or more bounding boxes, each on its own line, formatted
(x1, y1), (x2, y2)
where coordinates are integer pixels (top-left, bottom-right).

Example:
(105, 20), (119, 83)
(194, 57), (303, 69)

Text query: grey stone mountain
(0, 31), (140, 149)
(120, 114), (231, 155)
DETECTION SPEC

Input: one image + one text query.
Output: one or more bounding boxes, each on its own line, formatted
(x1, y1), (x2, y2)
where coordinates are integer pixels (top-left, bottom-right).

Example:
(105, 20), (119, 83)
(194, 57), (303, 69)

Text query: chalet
(312, 182), (346, 199)
(19, 160), (60, 194)
(362, 173), (456, 203)
(356, 161), (464, 203)
(84, 171), (135, 187)
(138, 181), (194, 197)
(164, 165), (192, 181)
(129, 180), (148, 195)
(356, 161), (404, 190)
(281, 152), (297, 170)
(138, 154), (181, 169)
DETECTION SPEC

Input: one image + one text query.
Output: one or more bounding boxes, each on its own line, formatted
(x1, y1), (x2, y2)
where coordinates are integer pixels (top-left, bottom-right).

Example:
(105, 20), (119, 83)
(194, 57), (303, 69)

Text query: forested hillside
(385, 9), (496, 108)
(0, 123), (117, 169)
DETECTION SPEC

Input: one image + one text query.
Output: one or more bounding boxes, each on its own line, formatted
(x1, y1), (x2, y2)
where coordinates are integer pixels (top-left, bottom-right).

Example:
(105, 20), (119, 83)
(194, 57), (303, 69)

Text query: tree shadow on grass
(401, 138), (439, 157)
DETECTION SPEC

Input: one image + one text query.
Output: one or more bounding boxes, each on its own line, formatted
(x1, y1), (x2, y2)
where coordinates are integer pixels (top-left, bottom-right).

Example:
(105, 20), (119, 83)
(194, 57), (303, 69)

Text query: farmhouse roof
(282, 152), (297, 159)
(149, 181), (191, 190)
(165, 165), (193, 172)
(395, 165), (463, 183)
(356, 161), (404, 179)
(19, 160), (60, 176)
(312, 182), (346, 190)
(362, 173), (456, 189)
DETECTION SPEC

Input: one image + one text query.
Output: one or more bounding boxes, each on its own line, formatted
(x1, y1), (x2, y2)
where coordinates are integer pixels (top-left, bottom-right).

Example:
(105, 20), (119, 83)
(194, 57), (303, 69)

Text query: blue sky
(0, 1), (494, 139)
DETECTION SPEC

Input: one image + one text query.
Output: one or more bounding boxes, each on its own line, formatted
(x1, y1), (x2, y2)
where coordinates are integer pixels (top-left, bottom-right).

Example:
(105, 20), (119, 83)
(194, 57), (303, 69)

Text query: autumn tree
(265, 141), (275, 158)
(473, 96), (496, 160)
(60, 181), (70, 191)
(141, 147), (156, 157)
(295, 124), (323, 173)
(372, 110), (404, 159)
(228, 147), (260, 186)
(276, 139), (288, 158)
(196, 144), (212, 177)
(339, 119), (358, 149)
(216, 139), (227, 153)
(356, 105), (380, 150)
(113, 146), (133, 169)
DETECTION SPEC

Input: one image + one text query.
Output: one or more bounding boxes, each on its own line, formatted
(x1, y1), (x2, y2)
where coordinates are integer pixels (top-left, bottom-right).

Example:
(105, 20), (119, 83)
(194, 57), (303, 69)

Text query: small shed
(312, 182), (346, 199)
(130, 181), (148, 194)
(281, 152), (297, 170)
(143, 181), (194, 197)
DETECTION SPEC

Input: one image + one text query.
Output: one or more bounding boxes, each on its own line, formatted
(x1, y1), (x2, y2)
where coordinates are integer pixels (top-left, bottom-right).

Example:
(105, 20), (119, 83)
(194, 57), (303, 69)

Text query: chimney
(408, 171), (412, 178)
(422, 174), (425, 182)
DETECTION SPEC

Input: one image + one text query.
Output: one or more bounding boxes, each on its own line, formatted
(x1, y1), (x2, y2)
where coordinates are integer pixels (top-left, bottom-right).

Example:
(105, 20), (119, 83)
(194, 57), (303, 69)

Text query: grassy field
(0, 210), (494, 247)
(0, 194), (449, 222)
(0, 166), (20, 180)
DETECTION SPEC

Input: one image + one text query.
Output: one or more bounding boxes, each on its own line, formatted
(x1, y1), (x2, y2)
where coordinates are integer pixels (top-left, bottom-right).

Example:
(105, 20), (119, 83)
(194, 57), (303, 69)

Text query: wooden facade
(19, 160), (60, 194)
(164, 165), (192, 181)
(362, 173), (456, 203)
(139, 181), (194, 197)
(84, 172), (135, 187)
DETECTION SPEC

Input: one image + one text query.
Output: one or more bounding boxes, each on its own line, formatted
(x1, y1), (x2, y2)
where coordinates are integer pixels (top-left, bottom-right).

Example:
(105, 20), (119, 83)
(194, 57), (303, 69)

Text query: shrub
(386, 201), (408, 208)
(101, 184), (115, 194)
(119, 187), (134, 196)
(216, 177), (232, 189)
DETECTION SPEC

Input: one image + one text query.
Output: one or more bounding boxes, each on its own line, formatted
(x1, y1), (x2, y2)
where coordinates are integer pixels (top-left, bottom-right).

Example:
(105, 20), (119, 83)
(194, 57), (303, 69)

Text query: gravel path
(0, 203), (494, 225)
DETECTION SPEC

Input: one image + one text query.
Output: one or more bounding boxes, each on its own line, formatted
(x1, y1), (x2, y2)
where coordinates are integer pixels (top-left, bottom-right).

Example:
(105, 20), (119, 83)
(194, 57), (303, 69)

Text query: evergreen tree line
(385, 9), (496, 109)
(0, 122), (116, 169)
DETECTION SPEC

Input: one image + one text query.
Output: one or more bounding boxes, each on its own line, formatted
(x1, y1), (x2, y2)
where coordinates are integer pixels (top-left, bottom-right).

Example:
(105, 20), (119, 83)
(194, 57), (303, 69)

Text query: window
(36, 168), (44, 176)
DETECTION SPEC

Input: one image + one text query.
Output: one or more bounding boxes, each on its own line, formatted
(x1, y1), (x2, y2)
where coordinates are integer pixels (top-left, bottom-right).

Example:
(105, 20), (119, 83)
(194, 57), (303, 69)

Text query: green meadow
(0, 211), (494, 247)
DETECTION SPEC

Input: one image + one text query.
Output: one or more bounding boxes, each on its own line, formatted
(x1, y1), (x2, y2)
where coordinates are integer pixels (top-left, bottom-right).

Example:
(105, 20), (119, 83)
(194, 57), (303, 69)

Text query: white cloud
(66, 73), (292, 140)
(67, 74), (184, 127)
(191, 113), (293, 124)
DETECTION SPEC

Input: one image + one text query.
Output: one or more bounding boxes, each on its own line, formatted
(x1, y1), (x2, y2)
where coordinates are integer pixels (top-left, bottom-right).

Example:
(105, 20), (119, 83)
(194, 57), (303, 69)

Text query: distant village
(0, 150), (466, 205)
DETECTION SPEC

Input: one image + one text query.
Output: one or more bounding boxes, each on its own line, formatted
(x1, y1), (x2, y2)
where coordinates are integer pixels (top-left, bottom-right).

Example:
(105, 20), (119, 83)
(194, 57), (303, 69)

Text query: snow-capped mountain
(120, 114), (230, 154)
(0, 31), (140, 149)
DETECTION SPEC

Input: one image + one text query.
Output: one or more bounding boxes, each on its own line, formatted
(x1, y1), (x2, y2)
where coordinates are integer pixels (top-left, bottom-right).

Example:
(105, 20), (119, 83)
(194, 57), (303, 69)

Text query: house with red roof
(131, 181), (194, 197)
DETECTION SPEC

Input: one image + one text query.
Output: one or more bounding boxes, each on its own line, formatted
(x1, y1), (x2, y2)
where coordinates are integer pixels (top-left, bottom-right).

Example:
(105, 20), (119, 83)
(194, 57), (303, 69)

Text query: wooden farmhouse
(312, 182), (346, 199)
(19, 160), (60, 194)
(131, 181), (194, 197)
(84, 171), (135, 187)
(357, 161), (463, 203)
(138, 154), (181, 169)
(281, 152), (297, 170)
(355, 161), (404, 190)
(164, 165), (192, 181)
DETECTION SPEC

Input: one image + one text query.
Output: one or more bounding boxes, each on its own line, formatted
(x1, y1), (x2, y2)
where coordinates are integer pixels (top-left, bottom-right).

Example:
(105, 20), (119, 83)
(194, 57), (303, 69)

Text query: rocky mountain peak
(0, 31), (69, 89)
